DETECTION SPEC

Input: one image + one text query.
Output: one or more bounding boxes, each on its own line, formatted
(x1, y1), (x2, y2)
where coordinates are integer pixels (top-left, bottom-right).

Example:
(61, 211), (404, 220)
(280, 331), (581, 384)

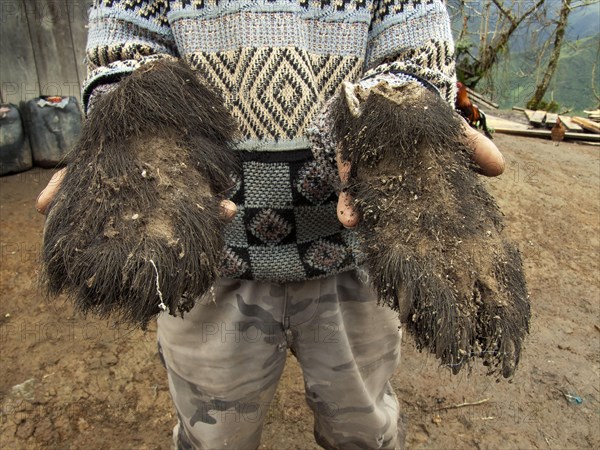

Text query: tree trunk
(527, 0), (573, 110)
(458, 0), (546, 87)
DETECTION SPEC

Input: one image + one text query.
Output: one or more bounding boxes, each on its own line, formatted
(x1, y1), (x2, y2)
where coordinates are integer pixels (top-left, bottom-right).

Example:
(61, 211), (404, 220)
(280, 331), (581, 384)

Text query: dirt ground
(0, 132), (598, 450)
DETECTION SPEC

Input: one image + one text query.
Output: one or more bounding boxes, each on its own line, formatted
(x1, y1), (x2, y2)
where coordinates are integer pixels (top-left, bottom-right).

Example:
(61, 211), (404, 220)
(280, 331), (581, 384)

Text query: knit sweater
(83, 0), (457, 283)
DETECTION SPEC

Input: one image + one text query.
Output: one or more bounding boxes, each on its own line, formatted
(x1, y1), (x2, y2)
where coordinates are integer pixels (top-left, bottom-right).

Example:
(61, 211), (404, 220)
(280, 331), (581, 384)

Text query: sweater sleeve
(307, 0), (457, 189)
(82, 0), (179, 115)
(359, 0), (457, 105)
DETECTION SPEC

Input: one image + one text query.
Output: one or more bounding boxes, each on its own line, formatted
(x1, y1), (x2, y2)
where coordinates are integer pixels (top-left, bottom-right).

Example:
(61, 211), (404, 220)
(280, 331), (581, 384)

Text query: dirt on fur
(332, 82), (528, 378)
(0, 132), (599, 450)
(41, 60), (239, 328)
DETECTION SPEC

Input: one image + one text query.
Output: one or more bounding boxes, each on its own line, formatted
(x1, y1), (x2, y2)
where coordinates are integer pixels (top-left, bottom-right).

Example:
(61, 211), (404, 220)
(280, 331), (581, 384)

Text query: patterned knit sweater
(83, 0), (457, 283)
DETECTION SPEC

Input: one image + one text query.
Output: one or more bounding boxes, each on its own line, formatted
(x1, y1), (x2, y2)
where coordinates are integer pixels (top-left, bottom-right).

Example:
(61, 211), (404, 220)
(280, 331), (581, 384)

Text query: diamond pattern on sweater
(249, 48), (318, 140)
(296, 160), (335, 205)
(188, 48), (362, 141)
(304, 238), (348, 272)
(249, 209), (293, 245)
(309, 54), (363, 100)
(220, 247), (250, 278)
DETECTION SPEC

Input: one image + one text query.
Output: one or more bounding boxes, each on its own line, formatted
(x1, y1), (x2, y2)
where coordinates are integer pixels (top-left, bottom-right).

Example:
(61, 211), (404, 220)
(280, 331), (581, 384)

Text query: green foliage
(484, 34), (600, 114)
(455, 39), (474, 56)
(456, 67), (483, 88)
(526, 99), (560, 112)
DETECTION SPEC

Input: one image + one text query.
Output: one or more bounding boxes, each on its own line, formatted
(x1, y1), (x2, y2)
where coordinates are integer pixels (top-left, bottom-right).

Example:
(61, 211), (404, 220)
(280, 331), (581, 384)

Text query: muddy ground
(0, 132), (598, 449)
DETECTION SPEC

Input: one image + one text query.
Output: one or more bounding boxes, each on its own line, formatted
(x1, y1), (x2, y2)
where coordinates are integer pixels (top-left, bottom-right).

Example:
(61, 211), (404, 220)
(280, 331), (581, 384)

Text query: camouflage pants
(156, 269), (404, 450)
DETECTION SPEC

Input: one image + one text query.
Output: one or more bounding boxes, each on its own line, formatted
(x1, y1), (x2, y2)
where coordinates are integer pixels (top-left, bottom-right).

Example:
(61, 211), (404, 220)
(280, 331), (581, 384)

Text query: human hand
(36, 168), (66, 214)
(335, 120), (505, 228)
(36, 167), (238, 220)
(462, 120), (505, 176)
(336, 152), (359, 229)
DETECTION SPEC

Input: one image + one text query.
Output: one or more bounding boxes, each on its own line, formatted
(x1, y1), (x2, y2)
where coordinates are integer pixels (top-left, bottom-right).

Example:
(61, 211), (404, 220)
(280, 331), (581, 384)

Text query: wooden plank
(524, 109), (536, 122)
(583, 109), (600, 120)
(512, 106), (525, 112)
(572, 117), (600, 134)
(492, 127), (600, 142)
(466, 87), (499, 109)
(545, 113), (558, 126)
(0, 0), (40, 103)
(486, 115), (529, 131)
(530, 110), (547, 126)
(68, 0), (94, 97)
(563, 132), (600, 142)
(25, 0), (81, 100)
(559, 116), (583, 132)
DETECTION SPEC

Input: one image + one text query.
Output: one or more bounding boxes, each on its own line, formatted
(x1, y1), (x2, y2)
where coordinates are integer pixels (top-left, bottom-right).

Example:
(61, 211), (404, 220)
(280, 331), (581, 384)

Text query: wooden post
(68, 0), (94, 96)
(0, 0), (40, 104)
(24, 0), (82, 99)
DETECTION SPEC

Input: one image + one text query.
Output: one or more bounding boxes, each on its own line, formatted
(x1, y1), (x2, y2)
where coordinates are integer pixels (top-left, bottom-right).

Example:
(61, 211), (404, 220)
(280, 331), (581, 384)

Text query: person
(36, 0), (504, 448)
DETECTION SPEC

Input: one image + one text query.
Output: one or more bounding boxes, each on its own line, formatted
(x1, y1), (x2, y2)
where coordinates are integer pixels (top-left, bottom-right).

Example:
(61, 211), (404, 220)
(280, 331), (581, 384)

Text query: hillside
(479, 34), (600, 114)
(449, 1), (600, 113)
(449, 0), (600, 45)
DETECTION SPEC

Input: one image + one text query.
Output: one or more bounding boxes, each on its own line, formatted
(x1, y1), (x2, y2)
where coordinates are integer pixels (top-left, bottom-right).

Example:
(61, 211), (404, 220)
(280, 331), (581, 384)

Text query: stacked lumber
(572, 117), (600, 134)
(485, 110), (599, 144)
(456, 88), (598, 144)
(584, 109), (600, 122)
(524, 109), (547, 127)
(560, 116), (584, 132)
(465, 88), (499, 110)
(521, 110), (598, 132)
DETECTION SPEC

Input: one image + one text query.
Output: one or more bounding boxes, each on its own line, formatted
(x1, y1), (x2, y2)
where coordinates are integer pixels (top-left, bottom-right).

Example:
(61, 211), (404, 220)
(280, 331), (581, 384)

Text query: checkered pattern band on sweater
(220, 150), (363, 282)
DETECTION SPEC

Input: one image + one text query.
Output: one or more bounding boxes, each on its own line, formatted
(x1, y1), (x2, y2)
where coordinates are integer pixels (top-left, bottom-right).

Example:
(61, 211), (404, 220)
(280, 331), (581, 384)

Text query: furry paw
(331, 81), (530, 378)
(41, 60), (240, 328)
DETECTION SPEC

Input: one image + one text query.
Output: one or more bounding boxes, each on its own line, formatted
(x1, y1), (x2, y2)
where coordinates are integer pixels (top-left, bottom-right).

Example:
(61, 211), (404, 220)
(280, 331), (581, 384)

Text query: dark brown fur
(333, 82), (529, 378)
(41, 59), (240, 328)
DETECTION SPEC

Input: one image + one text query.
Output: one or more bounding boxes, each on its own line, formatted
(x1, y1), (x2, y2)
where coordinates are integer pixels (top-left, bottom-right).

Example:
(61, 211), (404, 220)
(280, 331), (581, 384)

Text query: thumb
(36, 168), (66, 215)
(219, 199), (237, 222)
(463, 121), (505, 176)
(336, 152), (359, 228)
(337, 191), (359, 228)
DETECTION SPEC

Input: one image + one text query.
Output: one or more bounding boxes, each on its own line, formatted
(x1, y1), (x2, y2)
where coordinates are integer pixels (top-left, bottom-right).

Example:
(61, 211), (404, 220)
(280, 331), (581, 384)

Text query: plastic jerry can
(22, 96), (82, 168)
(0, 104), (32, 176)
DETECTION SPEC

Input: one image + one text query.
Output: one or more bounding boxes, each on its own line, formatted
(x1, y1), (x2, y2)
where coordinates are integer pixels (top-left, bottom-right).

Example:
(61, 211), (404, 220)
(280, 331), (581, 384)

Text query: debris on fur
(332, 81), (530, 378)
(41, 59), (240, 328)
